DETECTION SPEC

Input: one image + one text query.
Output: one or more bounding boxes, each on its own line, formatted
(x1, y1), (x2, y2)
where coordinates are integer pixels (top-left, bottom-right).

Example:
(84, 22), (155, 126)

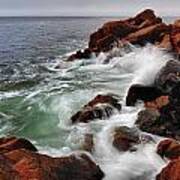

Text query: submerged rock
(156, 158), (180, 180)
(157, 139), (180, 160)
(126, 84), (165, 106)
(67, 48), (92, 61)
(71, 94), (121, 123)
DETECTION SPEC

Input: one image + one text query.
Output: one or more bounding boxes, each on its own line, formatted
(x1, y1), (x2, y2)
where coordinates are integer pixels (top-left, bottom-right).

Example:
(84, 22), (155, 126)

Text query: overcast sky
(0, 0), (179, 16)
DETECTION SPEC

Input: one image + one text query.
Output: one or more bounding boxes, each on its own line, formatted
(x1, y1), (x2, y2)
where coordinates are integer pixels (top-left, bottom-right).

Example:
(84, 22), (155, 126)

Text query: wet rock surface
(0, 137), (104, 180)
(112, 126), (140, 152)
(71, 94), (121, 123)
(126, 84), (165, 106)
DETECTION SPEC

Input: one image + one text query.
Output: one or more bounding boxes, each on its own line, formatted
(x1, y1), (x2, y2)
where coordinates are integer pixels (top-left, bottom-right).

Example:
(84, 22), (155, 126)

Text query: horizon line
(0, 15), (179, 18)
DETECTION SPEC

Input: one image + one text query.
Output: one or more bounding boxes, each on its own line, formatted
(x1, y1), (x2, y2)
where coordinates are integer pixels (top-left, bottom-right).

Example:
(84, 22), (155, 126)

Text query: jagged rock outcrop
(89, 9), (163, 51)
(66, 9), (180, 61)
(71, 94), (121, 123)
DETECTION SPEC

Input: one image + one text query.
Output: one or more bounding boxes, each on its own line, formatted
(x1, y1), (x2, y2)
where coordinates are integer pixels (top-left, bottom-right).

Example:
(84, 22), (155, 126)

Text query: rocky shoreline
(67, 9), (180, 62)
(1, 9), (180, 180)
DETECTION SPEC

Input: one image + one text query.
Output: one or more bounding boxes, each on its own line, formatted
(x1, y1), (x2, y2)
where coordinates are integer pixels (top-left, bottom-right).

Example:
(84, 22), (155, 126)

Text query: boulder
(156, 158), (180, 180)
(3, 149), (104, 180)
(157, 139), (180, 160)
(136, 109), (163, 135)
(71, 94), (121, 123)
(126, 84), (165, 106)
(0, 137), (104, 180)
(112, 126), (140, 152)
(112, 126), (154, 152)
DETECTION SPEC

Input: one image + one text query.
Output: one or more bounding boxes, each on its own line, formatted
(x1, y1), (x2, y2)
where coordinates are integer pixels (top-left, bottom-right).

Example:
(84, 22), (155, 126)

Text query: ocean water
(0, 16), (177, 179)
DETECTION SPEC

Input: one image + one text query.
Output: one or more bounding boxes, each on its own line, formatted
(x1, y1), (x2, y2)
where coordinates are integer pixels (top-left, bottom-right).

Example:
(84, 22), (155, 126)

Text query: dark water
(0, 16), (122, 144)
(0, 17), (116, 82)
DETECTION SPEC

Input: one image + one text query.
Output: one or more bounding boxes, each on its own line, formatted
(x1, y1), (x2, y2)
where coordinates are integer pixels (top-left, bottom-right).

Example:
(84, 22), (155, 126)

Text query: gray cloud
(0, 0), (179, 16)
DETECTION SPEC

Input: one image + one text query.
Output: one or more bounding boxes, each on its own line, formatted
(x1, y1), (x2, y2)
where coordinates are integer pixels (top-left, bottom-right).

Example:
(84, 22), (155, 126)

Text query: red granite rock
(71, 94), (121, 123)
(0, 137), (104, 180)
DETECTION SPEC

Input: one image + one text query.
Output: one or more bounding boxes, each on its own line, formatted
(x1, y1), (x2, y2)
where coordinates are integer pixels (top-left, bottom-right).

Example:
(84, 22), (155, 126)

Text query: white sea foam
(1, 45), (169, 180)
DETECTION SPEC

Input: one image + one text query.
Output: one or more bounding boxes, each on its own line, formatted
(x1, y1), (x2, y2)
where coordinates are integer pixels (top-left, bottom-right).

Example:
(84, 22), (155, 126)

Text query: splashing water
(0, 44), (171, 179)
